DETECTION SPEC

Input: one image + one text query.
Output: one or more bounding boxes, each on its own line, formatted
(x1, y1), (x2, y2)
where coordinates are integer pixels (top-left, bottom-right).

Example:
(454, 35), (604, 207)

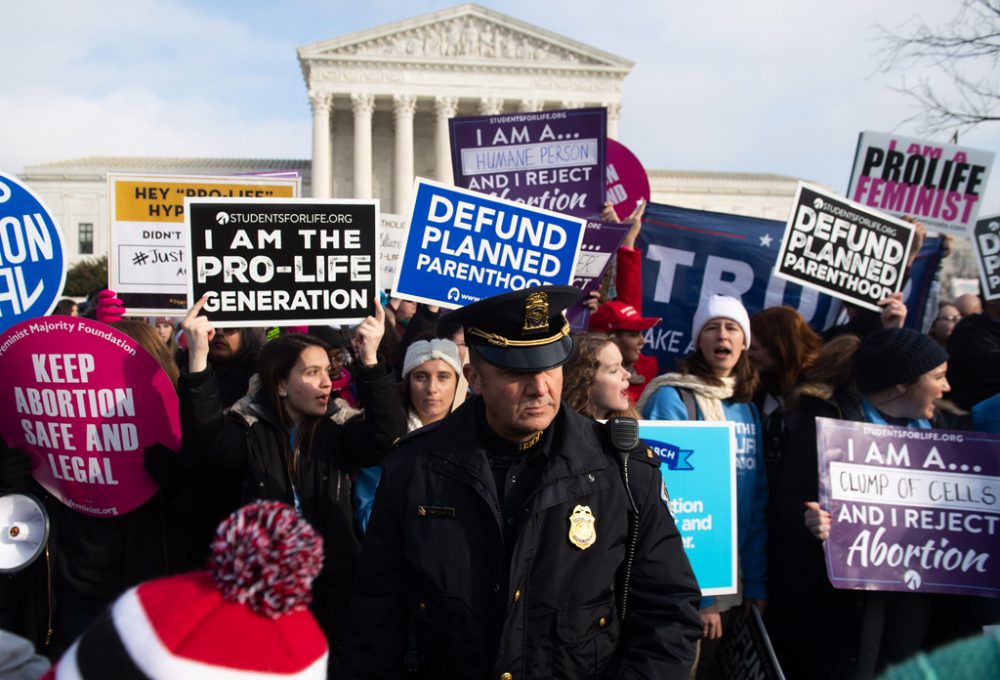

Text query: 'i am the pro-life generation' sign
(109, 173), (300, 314)
(775, 183), (915, 312)
(393, 178), (586, 309)
(817, 417), (1000, 599)
(449, 107), (606, 219)
(847, 131), (994, 237)
(186, 198), (378, 327)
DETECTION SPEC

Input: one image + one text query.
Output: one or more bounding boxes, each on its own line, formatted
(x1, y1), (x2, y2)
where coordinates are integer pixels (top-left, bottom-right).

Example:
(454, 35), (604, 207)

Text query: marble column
(519, 99), (543, 113)
(309, 92), (333, 198)
(479, 98), (504, 115)
(606, 102), (621, 140)
(434, 96), (458, 184)
(351, 94), (375, 199)
(393, 94), (417, 213)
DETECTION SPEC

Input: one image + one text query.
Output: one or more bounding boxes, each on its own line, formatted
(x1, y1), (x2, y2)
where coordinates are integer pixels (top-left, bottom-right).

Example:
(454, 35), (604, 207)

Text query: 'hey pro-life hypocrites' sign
(186, 198), (378, 327)
(393, 178), (585, 309)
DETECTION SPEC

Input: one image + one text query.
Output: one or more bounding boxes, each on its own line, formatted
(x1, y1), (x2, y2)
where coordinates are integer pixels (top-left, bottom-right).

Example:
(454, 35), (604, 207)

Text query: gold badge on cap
(522, 291), (549, 334)
(568, 505), (597, 550)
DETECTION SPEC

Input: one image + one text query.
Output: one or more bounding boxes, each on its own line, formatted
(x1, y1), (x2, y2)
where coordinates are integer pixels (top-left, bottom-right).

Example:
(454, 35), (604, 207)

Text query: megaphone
(0, 493), (50, 573)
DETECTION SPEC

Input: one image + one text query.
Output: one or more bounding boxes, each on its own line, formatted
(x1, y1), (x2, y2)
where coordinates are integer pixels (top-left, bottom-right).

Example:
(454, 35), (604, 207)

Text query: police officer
(348, 286), (701, 679)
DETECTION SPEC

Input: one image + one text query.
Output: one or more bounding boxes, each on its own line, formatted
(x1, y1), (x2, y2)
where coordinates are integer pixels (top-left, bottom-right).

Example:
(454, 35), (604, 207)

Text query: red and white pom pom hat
(47, 501), (328, 680)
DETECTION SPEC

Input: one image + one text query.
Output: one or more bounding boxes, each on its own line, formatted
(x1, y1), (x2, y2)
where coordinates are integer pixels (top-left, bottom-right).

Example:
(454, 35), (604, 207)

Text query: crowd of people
(1, 203), (998, 679)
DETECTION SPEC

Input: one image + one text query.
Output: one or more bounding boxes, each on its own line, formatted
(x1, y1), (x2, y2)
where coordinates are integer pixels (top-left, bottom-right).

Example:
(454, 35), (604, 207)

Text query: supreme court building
(21, 4), (805, 267)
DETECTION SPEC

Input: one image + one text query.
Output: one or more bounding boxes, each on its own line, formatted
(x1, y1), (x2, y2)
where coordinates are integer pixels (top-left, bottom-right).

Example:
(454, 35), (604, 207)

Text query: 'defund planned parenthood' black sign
(774, 183), (914, 312)
(185, 199), (378, 327)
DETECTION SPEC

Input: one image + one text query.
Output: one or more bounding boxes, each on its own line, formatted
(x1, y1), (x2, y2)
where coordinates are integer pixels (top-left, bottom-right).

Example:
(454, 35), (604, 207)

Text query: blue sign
(638, 202), (943, 371)
(641, 421), (737, 595)
(0, 173), (65, 332)
(392, 178), (586, 309)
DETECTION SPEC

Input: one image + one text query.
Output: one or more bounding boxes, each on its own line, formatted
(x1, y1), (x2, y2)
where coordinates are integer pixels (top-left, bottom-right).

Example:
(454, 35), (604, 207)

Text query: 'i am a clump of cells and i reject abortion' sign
(393, 178), (586, 309)
(0, 317), (181, 517)
(0, 172), (65, 333)
(816, 417), (1000, 598)
(186, 198), (378, 327)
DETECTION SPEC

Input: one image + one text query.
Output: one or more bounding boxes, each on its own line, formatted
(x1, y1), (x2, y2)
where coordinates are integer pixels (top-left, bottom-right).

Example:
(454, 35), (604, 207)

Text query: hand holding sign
(182, 296), (216, 373)
(878, 292), (908, 329)
(353, 299), (385, 368)
(804, 501), (831, 541)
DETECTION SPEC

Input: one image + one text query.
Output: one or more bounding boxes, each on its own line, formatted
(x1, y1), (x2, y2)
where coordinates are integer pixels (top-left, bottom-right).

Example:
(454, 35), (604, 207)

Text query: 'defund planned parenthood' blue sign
(641, 420), (738, 595)
(392, 178), (586, 309)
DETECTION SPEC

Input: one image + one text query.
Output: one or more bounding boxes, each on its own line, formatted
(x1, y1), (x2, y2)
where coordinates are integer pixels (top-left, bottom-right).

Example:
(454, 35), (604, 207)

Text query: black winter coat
(348, 399), (701, 679)
(177, 359), (407, 659)
(946, 312), (1000, 410)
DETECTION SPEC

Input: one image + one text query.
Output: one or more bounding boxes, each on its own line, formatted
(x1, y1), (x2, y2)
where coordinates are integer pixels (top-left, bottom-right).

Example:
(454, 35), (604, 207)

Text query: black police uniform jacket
(348, 398), (702, 679)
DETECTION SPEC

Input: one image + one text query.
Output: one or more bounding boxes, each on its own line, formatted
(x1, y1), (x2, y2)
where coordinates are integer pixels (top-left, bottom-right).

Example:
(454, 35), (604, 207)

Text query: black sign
(973, 214), (1000, 301)
(185, 199), (378, 326)
(716, 606), (785, 680)
(775, 183), (914, 312)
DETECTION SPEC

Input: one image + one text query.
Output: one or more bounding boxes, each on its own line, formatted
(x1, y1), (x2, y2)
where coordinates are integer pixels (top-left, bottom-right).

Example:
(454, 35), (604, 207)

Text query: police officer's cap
(446, 285), (582, 372)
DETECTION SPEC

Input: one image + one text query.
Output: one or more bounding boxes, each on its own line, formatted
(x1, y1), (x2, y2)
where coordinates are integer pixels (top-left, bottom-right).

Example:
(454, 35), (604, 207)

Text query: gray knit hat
(857, 327), (948, 393)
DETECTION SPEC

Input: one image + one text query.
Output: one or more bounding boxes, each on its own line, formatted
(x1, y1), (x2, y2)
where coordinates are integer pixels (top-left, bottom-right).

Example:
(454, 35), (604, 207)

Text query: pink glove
(96, 289), (127, 324)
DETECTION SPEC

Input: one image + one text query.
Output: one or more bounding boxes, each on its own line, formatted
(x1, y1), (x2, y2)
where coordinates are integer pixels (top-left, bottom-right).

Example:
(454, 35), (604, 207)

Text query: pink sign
(0, 317), (180, 517)
(606, 139), (651, 221)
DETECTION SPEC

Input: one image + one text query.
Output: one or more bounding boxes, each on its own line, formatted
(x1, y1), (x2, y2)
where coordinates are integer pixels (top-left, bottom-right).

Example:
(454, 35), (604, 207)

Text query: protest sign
(640, 421), (737, 595)
(972, 213), (1000, 301)
(816, 417), (1000, 598)
(108, 173), (300, 314)
(775, 183), (915, 313)
(378, 212), (408, 286)
(393, 178), (586, 309)
(449, 107), (606, 218)
(847, 131), (994, 237)
(0, 317), (181, 517)
(186, 198), (378, 327)
(566, 219), (631, 331)
(605, 139), (650, 221)
(716, 605), (786, 680)
(0, 172), (65, 333)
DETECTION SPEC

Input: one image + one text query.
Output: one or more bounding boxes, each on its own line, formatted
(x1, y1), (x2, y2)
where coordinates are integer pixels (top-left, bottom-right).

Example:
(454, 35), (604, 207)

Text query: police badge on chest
(568, 505), (597, 550)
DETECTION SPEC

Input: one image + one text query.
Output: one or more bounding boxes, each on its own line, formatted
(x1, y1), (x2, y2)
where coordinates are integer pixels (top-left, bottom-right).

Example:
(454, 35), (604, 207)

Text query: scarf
(636, 372), (735, 421)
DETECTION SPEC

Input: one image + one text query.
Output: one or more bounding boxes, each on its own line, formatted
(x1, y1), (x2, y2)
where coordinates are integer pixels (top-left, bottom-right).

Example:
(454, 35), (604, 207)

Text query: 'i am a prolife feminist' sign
(186, 198), (378, 327)
(817, 417), (1000, 599)
(450, 107), (606, 218)
(775, 183), (914, 312)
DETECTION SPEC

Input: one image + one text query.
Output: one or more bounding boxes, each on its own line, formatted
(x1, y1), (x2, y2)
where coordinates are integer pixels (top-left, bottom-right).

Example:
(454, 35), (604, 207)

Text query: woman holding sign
(177, 298), (406, 675)
(636, 295), (767, 678)
(773, 327), (954, 679)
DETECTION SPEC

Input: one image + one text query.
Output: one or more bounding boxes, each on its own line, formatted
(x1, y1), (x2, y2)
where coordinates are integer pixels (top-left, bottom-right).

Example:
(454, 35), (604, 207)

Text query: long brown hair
(562, 332), (640, 419)
(750, 306), (822, 397)
(789, 334), (862, 407)
(112, 319), (180, 387)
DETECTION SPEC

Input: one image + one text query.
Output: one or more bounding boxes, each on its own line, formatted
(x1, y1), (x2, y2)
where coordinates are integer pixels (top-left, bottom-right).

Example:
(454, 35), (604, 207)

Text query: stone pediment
(298, 3), (632, 70)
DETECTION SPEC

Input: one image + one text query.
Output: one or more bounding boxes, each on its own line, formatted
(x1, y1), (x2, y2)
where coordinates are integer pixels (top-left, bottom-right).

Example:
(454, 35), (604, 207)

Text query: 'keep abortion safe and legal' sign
(0, 172), (66, 333)
(393, 178), (586, 309)
(640, 421), (738, 595)
(775, 183), (915, 312)
(847, 131), (994, 237)
(109, 173), (300, 314)
(186, 198), (378, 327)
(973, 213), (1000, 301)
(0, 317), (181, 517)
(816, 417), (1000, 599)
(449, 107), (606, 219)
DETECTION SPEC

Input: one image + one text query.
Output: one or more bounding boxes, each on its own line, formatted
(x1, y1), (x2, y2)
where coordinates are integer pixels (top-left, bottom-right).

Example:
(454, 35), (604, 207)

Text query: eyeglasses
(934, 315), (961, 323)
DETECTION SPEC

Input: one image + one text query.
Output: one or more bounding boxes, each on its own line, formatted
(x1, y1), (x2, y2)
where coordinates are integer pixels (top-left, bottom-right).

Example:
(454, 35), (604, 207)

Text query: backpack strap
(677, 387), (698, 420)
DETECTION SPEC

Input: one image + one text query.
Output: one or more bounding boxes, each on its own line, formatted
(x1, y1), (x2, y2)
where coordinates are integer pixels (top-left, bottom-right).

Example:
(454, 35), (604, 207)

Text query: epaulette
(628, 446), (661, 468)
(392, 420), (442, 448)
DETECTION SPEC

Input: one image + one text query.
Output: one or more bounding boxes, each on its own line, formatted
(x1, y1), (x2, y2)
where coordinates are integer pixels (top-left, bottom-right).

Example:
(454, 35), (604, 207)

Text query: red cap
(588, 300), (661, 332)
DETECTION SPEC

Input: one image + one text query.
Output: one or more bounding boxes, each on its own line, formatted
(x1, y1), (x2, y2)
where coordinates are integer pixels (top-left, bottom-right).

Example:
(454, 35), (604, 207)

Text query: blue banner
(0, 172), (66, 332)
(393, 178), (585, 309)
(637, 202), (942, 370)
(641, 421), (737, 595)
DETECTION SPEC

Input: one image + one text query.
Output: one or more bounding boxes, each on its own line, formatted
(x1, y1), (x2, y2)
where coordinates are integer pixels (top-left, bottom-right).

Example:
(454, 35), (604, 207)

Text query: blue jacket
(972, 393), (1000, 433)
(641, 385), (768, 605)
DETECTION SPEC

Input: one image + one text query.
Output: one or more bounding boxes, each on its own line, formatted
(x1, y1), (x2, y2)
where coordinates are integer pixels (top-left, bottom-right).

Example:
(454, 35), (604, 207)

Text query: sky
(1, 0), (998, 212)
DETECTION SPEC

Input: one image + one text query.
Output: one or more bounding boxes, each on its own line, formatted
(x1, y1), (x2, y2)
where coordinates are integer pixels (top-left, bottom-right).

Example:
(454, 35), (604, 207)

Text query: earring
(278, 390), (288, 397)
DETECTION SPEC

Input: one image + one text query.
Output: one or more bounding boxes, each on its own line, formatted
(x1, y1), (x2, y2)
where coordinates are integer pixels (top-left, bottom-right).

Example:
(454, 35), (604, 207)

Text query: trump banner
(640, 421), (738, 595)
(0, 317), (181, 517)
(393, 178), (585, 309)
(637, 202), (943, 371)
(847, 131), (994, 237)
(449, 107), (606, 218)
(816, 417), (1000, 598)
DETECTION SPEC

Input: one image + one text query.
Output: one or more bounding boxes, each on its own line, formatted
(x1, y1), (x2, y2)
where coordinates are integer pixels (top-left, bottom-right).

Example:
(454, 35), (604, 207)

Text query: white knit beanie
(691, 295), (751, 349)
(402, 339), (462, 379)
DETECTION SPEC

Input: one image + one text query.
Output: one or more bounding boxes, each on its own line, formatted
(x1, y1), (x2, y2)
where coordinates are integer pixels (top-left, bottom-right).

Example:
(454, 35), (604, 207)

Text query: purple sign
(605, 139), (651, 222)
(816, 417), (1000, 599)
(567, 220), (630, 331)
(449, 107), (607, 218)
